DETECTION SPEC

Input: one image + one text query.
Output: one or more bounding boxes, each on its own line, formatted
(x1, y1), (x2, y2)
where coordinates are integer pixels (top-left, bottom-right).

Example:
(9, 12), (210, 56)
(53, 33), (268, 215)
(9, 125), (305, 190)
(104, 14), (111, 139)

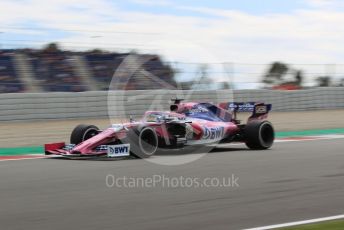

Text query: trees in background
(315, 76), (344, 87)
(340, 79), (344, 87)
(43, 43), (60, 53)
(263, 62), (303, 89)
(263, 62), (289, 85)
(316, 76), (331, 87)
(264, 62), (344, 88)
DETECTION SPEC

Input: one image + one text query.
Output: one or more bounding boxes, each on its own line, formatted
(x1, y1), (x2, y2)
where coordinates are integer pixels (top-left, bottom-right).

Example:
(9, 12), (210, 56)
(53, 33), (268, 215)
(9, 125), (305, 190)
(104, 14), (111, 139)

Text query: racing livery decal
(203, 126), (225, 140)
(107, 144), (130, 157)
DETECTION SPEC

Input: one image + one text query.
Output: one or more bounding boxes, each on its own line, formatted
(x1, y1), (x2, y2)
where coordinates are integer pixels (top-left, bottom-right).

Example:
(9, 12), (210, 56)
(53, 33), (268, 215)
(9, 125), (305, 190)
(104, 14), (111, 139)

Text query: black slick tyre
(70, 124), (100, 145)
(245, 121), (274, 150)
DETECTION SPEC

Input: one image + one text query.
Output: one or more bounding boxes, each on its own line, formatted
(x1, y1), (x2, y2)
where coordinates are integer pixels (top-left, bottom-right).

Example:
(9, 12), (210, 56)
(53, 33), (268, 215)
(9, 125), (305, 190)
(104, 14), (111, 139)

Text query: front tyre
(70, 124), (100, 145)
(127, 127), (159, 158)
(245, 121), (274, 150)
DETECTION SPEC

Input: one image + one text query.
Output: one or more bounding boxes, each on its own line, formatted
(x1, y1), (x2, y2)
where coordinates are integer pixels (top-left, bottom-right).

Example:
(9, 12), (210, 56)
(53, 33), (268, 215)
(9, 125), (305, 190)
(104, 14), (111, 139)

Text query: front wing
(44, 142), (130, 158)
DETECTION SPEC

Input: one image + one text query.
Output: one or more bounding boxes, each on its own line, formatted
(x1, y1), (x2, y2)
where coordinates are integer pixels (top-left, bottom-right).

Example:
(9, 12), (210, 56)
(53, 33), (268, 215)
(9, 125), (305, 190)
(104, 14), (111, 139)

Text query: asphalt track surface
(0, 139), (343, 230)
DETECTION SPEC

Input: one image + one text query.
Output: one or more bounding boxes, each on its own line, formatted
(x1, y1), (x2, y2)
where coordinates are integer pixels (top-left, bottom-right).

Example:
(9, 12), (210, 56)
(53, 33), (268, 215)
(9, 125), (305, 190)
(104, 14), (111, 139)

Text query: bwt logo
(108, 144), (130, 157)
(203, 127), (224, 140)
(110, 146), (128, 154)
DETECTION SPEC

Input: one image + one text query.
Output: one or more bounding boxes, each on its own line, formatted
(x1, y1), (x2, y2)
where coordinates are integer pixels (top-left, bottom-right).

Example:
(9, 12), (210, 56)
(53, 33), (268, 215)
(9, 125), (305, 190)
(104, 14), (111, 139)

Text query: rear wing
(218, 102), (272, 120)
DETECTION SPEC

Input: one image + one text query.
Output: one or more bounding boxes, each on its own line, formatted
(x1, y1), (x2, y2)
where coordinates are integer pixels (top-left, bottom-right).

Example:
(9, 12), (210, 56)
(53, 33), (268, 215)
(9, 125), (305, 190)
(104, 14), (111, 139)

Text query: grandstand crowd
(0, 44), (177, 93)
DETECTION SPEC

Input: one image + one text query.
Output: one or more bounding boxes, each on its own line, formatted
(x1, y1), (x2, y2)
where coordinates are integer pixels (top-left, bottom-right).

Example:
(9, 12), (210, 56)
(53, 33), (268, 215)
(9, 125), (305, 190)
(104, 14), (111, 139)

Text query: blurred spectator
(85, 52), (176, 90)
(0, 45), (177, 93)
(25, 46), (86, 92)
(0, 51), (25, 93)
(85, 51), (127, 90)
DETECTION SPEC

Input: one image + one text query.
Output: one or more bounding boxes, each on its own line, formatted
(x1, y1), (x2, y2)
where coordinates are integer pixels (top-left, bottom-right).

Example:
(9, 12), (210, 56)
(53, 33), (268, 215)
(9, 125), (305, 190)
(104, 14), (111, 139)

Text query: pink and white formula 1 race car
(45, 99), (275, 159)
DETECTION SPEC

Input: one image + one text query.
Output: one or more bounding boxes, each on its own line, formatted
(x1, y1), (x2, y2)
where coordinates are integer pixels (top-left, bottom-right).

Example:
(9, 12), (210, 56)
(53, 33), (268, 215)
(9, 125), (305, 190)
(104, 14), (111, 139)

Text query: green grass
(278, 219), (344, 230)
(276, 128), (344, 138)
(0, 146), (43, 156)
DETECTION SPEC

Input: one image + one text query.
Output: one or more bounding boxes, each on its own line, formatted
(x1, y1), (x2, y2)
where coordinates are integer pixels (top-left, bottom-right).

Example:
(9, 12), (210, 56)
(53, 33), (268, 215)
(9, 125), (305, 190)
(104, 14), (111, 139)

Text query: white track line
(0, 156), (48, 162)
(276, 134), (344, 143)
(244, 214), (344, 230)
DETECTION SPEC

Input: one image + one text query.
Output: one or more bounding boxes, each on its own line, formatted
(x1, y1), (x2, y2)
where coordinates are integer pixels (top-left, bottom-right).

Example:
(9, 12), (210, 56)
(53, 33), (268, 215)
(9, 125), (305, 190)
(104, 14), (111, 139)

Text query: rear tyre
(245, 121), (274, 150)
(126, 127), (158, 158)
(70, 124), (100, 145)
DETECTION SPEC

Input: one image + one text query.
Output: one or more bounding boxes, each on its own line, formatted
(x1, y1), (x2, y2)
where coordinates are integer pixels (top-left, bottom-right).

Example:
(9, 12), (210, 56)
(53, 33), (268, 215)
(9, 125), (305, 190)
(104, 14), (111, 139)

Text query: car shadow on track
(156, 146), (248, 156)
(44, 146), (249, 161)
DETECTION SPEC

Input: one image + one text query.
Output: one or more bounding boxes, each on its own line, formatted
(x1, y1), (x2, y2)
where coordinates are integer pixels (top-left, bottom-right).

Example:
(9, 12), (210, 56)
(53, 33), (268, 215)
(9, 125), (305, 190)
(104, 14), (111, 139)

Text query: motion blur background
(1, 0), (344, 93)
(1, 45), (344, 92)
